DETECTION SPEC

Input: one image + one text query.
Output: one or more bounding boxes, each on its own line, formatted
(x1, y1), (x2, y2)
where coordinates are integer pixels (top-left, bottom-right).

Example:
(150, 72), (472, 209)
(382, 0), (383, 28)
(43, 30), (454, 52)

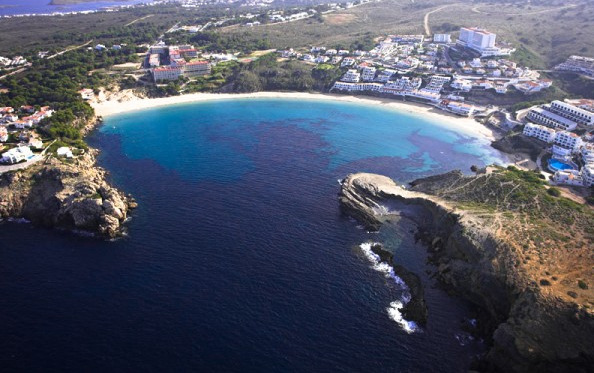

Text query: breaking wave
(360, 242), (420, 334)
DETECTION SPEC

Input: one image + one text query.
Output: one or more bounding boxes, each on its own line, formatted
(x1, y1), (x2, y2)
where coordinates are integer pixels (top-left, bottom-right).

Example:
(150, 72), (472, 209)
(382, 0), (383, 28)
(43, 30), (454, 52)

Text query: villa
(553, 169), (584, 187)
(1, 146), (33, 164)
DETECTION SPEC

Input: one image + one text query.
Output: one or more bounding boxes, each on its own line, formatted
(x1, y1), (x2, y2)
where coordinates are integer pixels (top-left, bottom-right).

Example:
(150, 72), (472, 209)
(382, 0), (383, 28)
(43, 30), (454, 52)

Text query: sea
(0, 98), (507, 371)
(0, 0), (155, 16)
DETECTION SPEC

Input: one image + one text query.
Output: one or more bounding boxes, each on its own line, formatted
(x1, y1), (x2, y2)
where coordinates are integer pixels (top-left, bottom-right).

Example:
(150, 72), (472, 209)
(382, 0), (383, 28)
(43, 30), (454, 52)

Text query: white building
(555, 56), (594, 78)
(553, 169), (584, 186)
(57, 147), (73, 158)
(581, 165), (594, 186)
(549, 100), (594, 126)
(581, 144), (594, 164)
(341, 69), (361, 83)
(451, 78), (472, 92)
(554, 131), (583, 152)
(1, 146), (33, 164)
(183, 61), (211, 77)
(376, 69), (396, 83)
(153, 66), (183, 82)
(421, 75), (451, 94)
(457, 27), (511, 57)
(0, 126), (8, 142)
(361, 67), (376, 81)
(446, 101), (475, 116)
(523, 123), (556, 143)
(433, 34), (451, 43)
(526, 107), (577, 131)
(79, 88), (94, 101)
(340, 57), (356, 67)
(149, 54), (160, 67)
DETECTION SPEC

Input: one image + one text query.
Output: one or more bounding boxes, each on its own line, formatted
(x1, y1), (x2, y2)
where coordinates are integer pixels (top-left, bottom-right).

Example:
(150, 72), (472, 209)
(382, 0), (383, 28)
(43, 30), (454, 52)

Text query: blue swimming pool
(549, 158), (575, 172)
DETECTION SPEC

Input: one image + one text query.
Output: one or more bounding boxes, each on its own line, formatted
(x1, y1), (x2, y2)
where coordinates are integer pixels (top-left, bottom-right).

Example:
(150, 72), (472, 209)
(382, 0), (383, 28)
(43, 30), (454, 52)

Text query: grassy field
(221, 0), (593, 68)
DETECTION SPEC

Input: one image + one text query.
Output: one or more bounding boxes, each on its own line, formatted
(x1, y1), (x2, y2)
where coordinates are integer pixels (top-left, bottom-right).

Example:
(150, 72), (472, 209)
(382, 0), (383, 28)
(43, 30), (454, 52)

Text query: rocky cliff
(0, 149), (135, 238)
(340, 171), (593, 372)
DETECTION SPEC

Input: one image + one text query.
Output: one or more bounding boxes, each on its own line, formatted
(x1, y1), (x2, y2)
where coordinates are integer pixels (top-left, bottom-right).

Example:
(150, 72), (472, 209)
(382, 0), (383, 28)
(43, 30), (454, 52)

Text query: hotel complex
(456, 27), (514, 57)
(149, 43), (212, 82)
(524, 99), (594, 187)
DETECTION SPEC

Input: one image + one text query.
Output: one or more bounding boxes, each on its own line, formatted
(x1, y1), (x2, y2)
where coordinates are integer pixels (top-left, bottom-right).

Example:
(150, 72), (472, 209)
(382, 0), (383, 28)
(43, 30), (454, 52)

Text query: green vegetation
(0, 46), (139, 146)
(578, 280), (588, 290)
(231, 53), (342, 93)
(547, 187), (561, 197)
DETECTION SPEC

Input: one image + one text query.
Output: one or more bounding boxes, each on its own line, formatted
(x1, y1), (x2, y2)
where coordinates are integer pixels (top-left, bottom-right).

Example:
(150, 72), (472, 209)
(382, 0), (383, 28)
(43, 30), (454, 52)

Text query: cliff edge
(0, 149), (135, 238)
(340, 169), (593, 372)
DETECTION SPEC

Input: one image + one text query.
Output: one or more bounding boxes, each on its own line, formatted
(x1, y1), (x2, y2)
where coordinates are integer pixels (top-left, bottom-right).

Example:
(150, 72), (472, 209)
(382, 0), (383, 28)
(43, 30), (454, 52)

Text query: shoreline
(91, 91), (499, 142)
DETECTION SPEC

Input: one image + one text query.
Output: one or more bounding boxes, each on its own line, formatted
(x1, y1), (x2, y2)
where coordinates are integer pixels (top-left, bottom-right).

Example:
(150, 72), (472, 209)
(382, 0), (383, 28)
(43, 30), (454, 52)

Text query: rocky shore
(340, 172), (593, 372)
(0, 147), (135, 239)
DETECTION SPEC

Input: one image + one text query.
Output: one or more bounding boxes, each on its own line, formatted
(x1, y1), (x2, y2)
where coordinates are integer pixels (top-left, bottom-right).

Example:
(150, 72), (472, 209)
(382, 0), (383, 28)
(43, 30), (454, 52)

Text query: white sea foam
(359, 242), (420, 334)
(387, 301), (419, 334)
(7, 217), (31, 224)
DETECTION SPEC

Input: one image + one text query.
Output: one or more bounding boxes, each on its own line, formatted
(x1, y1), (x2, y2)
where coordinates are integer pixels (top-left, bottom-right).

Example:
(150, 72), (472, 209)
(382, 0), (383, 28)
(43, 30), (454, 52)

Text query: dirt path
(423, 4), (458, 36)
(47, 40), (93, 60)
(125, 14), (154, 27)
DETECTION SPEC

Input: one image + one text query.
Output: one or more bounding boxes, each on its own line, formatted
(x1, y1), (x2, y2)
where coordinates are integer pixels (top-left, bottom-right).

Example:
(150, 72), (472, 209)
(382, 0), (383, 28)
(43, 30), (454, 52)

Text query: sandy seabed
(91, 90), (498, 142)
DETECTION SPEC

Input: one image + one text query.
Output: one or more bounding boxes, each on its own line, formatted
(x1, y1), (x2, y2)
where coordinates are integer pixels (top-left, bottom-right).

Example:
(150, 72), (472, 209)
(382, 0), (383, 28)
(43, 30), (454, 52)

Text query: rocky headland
(0, 148), (135, 239)
(340, 170), (593, 372)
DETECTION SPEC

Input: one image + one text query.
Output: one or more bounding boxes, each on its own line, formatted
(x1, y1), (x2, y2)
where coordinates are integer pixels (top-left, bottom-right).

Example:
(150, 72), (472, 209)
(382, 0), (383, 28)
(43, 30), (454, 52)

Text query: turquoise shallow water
(101, 98), (504, 182)
(1, 98), (507, 371)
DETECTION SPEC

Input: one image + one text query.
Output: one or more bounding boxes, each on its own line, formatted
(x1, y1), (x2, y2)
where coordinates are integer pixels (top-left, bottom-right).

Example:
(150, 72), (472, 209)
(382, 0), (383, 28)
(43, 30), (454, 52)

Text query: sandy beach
(91, 90), (497, 141)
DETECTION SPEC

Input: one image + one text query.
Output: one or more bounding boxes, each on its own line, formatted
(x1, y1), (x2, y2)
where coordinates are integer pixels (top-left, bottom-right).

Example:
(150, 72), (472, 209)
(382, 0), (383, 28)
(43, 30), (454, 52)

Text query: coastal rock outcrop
(0, 149), (133, 238)
(340, 171), (593, 372)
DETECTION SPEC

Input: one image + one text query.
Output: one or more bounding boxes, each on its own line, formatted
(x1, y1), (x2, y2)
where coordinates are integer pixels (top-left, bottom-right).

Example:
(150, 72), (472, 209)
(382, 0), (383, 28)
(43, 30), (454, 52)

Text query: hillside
(339, 168), (593, 372)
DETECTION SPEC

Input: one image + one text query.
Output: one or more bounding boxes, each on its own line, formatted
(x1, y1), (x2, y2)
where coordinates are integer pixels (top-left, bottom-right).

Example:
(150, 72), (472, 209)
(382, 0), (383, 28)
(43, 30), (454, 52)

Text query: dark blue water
(0, 0), (155, 16)
(0, 99), (505, 371)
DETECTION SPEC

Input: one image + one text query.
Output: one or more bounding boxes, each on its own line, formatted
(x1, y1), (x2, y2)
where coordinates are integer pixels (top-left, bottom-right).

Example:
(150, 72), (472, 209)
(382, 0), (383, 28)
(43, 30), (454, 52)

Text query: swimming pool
(548, 158), (576, 172)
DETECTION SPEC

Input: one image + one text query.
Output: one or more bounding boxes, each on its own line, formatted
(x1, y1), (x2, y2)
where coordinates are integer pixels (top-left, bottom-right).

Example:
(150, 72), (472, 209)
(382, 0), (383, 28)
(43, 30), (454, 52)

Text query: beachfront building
(523, 123), (557, 143)
(548, 100), (594, 127)
(554, 131), (583, 153)
(341, 69), (361, 83)
(420, 75), (451, 94)
(183, 61), (211, 77)
(153, 66), (183, 82)
(375, 69), (396, 83)
(79, 89), (94, 101)
(361, 67), (376, 81)
(446, 101), (475, 116)
(526, 107), (577, 131)
(331, 82), (383, 92)
(383, 77), (422, 92)
(1, 146), (33, 164)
